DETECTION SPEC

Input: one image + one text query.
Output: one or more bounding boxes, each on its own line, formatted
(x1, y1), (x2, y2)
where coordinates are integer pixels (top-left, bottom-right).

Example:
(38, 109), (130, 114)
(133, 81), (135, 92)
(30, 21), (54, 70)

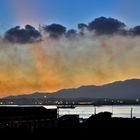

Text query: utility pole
(94, 107), (96, 115)
(131, 107), (133, 118)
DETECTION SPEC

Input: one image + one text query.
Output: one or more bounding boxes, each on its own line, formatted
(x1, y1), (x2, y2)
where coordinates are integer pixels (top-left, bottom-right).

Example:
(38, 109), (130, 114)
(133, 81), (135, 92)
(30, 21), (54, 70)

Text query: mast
(130, 107), (133, 118)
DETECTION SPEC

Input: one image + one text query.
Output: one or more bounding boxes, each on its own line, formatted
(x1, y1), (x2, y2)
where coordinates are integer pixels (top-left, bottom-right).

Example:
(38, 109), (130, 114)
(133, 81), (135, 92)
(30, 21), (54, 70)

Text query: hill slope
(4, 79), (140, 100)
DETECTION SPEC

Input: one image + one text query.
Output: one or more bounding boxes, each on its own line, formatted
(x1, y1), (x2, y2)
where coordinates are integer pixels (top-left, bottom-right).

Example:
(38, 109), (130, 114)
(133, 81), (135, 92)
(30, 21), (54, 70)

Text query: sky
(0, 0), (140, 30)
(0, 0), (140, 97)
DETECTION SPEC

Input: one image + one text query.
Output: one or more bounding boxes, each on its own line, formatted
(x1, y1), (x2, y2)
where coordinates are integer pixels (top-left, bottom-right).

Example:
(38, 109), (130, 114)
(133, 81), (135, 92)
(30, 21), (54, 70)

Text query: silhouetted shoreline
(0, 106), (140, 136)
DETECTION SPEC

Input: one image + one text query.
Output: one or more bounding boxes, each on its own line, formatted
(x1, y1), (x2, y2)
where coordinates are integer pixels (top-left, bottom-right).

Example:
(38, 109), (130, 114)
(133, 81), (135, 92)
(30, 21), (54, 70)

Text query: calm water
(1, 105), (140, 119)
(58, 105), (140, 119)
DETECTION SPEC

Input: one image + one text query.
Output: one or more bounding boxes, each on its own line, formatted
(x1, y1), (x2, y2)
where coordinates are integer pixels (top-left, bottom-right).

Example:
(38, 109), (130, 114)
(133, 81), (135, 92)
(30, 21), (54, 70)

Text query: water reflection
(59, 105), (140, 118)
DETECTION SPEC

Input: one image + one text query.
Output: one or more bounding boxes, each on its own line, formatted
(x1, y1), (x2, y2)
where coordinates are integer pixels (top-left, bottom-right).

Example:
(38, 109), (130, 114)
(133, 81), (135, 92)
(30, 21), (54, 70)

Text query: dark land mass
(5, 79), (140, 100)
(0, 106), (140, 137)
(2, 79), (140, 105)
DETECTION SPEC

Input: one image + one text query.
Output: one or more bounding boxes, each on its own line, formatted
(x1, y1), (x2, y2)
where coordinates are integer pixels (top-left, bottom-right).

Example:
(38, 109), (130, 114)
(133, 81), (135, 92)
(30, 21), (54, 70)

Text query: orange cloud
(0, 35), (140, 97)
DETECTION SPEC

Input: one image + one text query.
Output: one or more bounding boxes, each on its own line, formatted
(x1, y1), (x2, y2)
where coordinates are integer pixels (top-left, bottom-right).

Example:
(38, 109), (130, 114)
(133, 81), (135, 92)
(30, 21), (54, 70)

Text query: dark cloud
(88, 17), (126, 35)
(130, 26), (140, 36)
(3, 17), (140, 44)
(78, 23), (88, 36)
(4, 25), (41, 44)
(43, 24), (66, 38)
(65, 29), (77, 39)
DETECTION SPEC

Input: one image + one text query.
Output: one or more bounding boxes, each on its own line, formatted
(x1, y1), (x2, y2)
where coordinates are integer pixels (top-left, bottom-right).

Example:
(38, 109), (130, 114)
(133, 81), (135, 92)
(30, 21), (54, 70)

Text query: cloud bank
(0, 17), (140, 96)
(4, 25), (41, 44)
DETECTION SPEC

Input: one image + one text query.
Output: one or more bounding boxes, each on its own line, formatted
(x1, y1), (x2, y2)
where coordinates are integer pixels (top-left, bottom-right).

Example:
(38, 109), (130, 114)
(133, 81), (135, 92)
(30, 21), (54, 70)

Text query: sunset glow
(0, 35), (140, 97)
(0, 0), (140, 97)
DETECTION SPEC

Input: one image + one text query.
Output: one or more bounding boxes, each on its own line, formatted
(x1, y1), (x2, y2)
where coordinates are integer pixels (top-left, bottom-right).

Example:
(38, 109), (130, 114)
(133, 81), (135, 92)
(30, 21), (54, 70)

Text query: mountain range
(4, 79), (140, 100)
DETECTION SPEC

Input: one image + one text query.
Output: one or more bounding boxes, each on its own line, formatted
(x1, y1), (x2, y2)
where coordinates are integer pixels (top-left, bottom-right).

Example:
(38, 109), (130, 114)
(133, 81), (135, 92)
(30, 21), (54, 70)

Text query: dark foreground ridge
(0, 106), (140, 136)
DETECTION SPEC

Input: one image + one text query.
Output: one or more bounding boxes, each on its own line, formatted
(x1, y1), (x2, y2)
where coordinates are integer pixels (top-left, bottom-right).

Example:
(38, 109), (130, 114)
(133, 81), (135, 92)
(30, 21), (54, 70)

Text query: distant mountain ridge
(4, 79), (140, 100)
